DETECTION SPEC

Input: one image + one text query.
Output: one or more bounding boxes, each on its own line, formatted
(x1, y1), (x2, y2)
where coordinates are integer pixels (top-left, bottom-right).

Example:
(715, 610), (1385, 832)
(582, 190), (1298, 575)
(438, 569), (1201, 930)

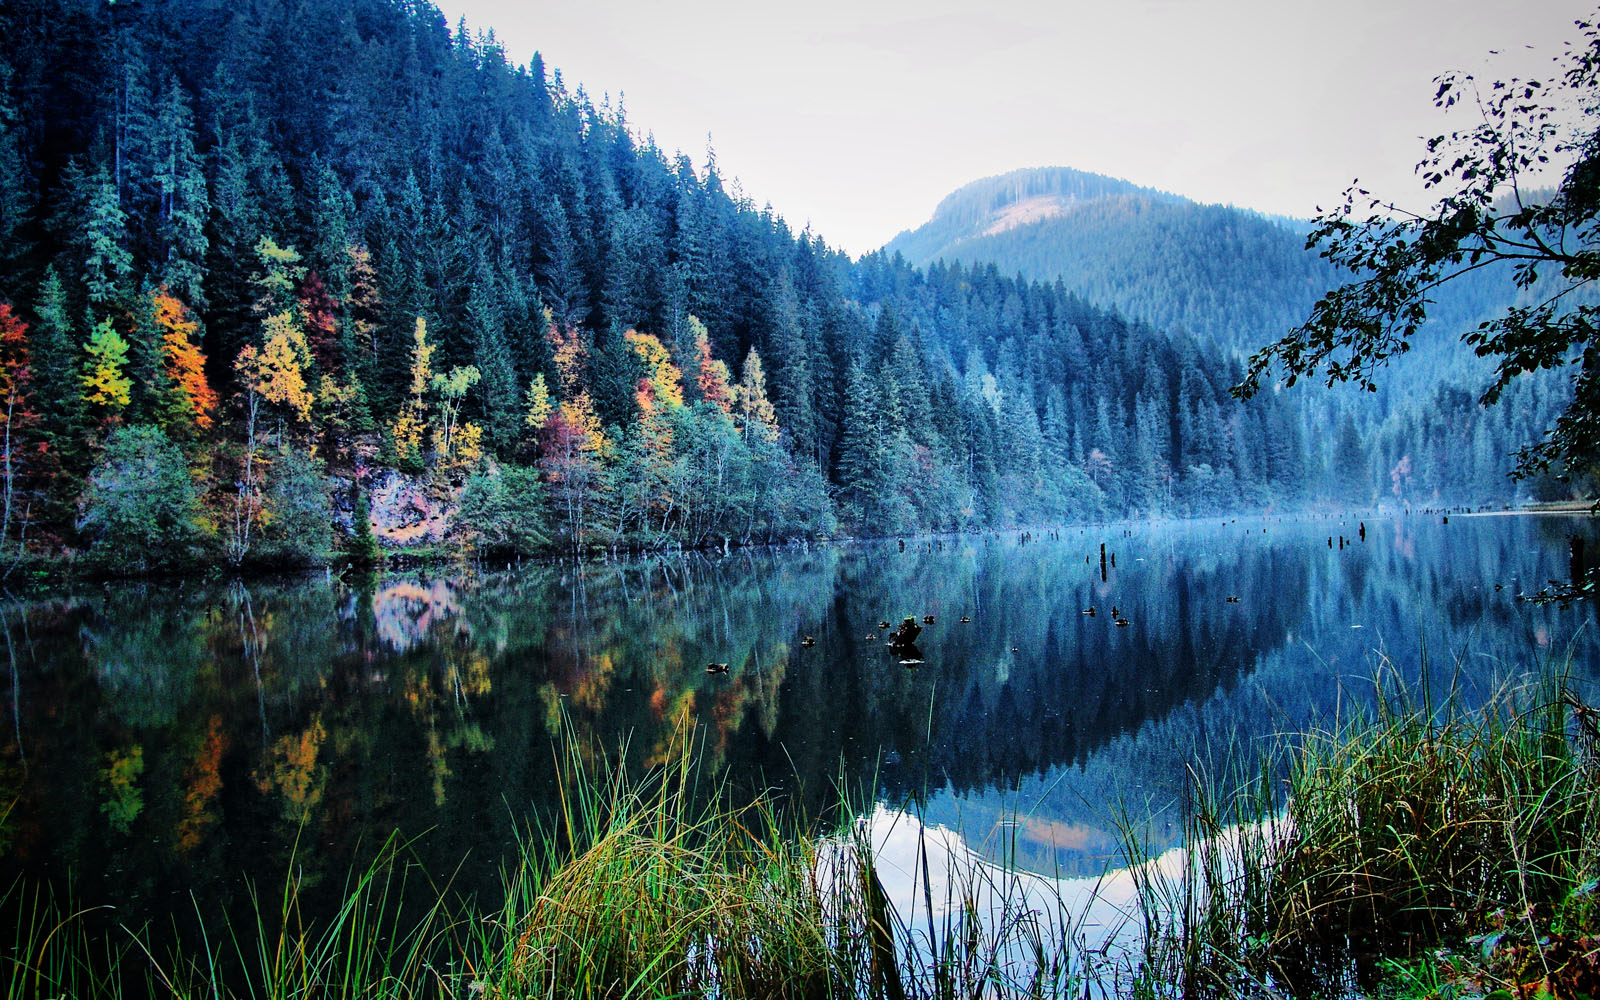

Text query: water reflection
(1, 514), (1598, 944)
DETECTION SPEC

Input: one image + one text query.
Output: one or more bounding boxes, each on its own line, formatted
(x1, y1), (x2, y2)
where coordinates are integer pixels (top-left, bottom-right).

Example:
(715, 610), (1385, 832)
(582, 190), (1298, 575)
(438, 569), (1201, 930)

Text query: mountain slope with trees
(0, 0), (1566, 575)
(886, 167), (1580, 508)
(883, 166), (1337, 353)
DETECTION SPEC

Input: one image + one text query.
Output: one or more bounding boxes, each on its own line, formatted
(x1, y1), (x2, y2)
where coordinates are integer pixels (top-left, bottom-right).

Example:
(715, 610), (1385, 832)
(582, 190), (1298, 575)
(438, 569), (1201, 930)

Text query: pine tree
(466, 273), (520, 451)
(834, 361), (884, 523)
(80, 167), (134, 312)
(149, 78), (209, 307)
(0, 62), (34, 280)
(309, 157), (353, 300)
(348, 485), (381, 564)
(30, 268), (86, 465)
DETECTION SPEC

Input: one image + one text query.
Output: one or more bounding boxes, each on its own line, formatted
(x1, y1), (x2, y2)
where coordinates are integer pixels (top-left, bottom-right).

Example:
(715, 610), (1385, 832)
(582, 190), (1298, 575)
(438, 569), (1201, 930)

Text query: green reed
(1, 723), (1085, 999)
(1119, 656), (1600, 998)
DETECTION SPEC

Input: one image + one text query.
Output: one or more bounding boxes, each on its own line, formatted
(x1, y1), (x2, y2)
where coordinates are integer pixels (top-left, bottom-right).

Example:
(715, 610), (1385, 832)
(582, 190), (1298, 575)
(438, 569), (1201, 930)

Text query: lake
(3, 512), (1598, 963)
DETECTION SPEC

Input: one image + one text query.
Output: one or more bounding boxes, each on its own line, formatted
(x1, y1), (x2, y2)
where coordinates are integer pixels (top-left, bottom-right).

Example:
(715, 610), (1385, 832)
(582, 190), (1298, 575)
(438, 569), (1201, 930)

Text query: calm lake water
(4, 513), (1599, 949)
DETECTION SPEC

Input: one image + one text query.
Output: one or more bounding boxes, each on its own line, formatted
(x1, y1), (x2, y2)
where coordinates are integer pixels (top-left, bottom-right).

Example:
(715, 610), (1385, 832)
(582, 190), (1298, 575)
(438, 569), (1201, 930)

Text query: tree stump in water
(886, 617), (922, 651)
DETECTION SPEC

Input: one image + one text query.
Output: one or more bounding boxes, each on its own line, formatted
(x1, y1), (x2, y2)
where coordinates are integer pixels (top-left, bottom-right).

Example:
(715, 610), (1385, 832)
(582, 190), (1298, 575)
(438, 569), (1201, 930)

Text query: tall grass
(14, 662), (1593, 1000)
(1, 877), (157, 999)
(2, 726), (1086, 999)
(1121, 658), (1600, 998)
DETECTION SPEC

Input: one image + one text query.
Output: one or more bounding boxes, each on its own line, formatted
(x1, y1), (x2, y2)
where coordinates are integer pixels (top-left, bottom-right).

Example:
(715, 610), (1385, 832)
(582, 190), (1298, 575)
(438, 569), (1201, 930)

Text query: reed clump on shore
(1128, 661), (1600, 998)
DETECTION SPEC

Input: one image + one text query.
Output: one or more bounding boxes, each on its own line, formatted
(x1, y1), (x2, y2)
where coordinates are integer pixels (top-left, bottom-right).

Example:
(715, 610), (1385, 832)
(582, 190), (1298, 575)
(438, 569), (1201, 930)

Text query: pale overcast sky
(434, 0), (1588, 257)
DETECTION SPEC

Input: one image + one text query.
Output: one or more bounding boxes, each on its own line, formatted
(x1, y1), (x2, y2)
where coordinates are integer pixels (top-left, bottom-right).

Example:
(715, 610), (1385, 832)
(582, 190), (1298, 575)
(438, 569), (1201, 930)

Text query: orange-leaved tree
(149, 287), (217, 435)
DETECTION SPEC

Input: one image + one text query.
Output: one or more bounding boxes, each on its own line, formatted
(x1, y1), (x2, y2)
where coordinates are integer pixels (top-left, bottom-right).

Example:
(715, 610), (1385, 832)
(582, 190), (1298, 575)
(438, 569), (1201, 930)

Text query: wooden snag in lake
(1572, 534), (1586, 588)
(886, 617), (922, 651)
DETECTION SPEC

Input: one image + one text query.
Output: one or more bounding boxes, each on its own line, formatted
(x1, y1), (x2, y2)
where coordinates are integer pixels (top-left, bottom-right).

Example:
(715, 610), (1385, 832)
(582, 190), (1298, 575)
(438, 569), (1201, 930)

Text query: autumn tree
(0, 303), (39, 563)
(431, 364), (481, 464)
(392, 317), (434, 468)
(343, 243), (384, 404)
(81, 318), (133, 422)
(621, 330), (685, 533)
(524, 372), (553, 437)
(298, 270), (340, 372)
(687, 317), (733, 413)
(542, 406), (611, 552)
(734, 347), (778, 444)
(148, 288), (217, 436)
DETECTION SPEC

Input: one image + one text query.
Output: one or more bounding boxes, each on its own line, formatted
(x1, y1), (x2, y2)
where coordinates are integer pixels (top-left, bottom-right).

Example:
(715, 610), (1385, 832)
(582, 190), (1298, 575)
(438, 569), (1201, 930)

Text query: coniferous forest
(0, 0), (1574, 573)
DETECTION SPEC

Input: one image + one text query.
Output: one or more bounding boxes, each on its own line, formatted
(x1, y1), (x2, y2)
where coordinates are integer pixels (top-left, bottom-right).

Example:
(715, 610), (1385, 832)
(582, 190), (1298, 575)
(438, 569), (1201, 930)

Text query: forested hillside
(886, 168), (1579, 506)
(0, 0), (1567, 573)
(885, 167), (1334, 354)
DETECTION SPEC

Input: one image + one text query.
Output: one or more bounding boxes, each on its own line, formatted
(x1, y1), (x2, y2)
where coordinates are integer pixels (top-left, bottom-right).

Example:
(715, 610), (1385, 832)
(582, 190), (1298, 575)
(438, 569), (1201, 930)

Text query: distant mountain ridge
(884, 167), (1337, 353)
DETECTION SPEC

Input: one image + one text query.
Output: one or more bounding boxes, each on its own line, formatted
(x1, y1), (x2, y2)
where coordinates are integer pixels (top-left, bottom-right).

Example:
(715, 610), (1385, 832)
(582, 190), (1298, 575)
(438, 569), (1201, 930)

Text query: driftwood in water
(886, 617), (922, 651)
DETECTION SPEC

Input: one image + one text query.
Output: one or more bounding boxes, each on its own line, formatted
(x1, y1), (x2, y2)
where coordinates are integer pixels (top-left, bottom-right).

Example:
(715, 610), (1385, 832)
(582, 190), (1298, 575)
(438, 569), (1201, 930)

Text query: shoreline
(6, 502), (1596, 592)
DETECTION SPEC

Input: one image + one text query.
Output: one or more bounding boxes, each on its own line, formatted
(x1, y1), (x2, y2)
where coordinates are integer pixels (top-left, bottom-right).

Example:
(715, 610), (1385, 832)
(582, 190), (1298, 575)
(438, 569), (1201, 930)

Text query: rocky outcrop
(362, 469), (457, 547)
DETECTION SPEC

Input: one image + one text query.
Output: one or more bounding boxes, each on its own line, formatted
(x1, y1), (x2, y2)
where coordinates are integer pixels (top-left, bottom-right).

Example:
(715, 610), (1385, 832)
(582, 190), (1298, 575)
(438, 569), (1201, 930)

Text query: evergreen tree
(465, 271), (521, 451)
(148, 79), (209, 308)
(0, 61), (34, 280)
(79, 167), (134, 312)
(30, 268), (87, 470)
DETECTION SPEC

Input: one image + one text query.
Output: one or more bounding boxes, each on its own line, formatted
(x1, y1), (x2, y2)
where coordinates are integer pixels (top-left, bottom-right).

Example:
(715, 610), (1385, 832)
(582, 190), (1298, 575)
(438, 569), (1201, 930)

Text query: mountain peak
(924, 166), (1166, 231)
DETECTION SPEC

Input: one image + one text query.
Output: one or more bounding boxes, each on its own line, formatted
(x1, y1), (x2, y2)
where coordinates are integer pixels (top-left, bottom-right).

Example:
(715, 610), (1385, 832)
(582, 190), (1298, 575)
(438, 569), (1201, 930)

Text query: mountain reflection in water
(2, 514), (1598, 945)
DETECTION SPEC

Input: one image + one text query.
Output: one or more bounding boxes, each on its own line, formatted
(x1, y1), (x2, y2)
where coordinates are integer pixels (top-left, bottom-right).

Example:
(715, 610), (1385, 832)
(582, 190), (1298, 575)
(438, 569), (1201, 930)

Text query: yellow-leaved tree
(391, 317), (433, 466)
(735, 347), (779, 444)
(430, 364), (480, 465)
(81, 317), (132, 418)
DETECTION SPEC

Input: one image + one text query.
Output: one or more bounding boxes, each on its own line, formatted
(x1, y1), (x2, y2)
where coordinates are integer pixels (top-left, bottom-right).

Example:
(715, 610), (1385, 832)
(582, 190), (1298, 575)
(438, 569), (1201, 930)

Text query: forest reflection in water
(2, 513), (1598, 943)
